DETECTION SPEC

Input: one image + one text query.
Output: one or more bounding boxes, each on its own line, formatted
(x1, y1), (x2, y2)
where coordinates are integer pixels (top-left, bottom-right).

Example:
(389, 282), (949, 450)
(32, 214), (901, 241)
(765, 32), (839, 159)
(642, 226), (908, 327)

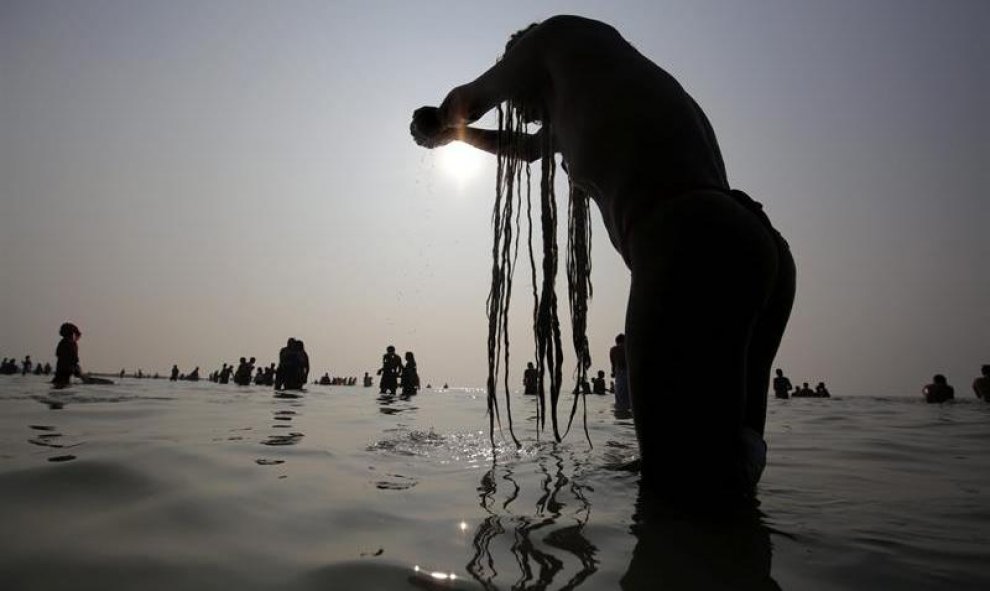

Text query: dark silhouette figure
(319, 372), (332, 386)
(186, 367), (200, 381)
(401, 351), (420, 395)
(973, 365), (990, 401)
(52, 322), (82, 388)
(276, 339), (309, 390)
(362, 371), (373, 387)
(218, 363), (232, 384)
(592, 370), (607, 395)
(377, 345), (402, 395)
(923, 374), (954, 403)
(610, 334), (629, 410)
(233, 356), (255, 386)
(21, 355), (32, 376)
(296, 341), (310, 386)
(43, 362), (51, 375)
(772, 368), (792, 399)
(410, 15), (795, 505)
(253, 367), (265, 385)
(792, 382), (814, 398)
(523, 361), (539, 395)
(814, 382), (831, 398)
(621, 486), (780, 590)
(1, 358), (13, 374)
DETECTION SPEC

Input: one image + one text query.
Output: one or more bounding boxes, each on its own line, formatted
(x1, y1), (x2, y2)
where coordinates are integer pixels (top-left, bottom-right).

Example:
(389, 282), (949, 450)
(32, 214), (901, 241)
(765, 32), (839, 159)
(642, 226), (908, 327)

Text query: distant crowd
(0, 356), (51, 376)
(4, 323), (990, 406)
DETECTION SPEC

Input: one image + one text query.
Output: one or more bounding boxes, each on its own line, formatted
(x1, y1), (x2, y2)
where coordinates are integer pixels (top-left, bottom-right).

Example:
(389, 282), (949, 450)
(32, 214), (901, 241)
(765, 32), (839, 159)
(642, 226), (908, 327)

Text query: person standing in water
(973, 365), (990, 401)
(522, 362), (539, 395)
(377, 345), (403, 395)
(52, 322), (82, 388)
(401, 351), (420, 396)
(411, 15), (795, 504)
(923, 374), (954, 403)
(610, 334), (630, 411)
(772, 369), (793, 399)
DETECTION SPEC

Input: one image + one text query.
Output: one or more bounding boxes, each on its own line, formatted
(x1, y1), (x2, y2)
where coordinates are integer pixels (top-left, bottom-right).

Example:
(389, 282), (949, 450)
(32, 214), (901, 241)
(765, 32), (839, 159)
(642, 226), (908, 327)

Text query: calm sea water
(0, 375), (988, 590)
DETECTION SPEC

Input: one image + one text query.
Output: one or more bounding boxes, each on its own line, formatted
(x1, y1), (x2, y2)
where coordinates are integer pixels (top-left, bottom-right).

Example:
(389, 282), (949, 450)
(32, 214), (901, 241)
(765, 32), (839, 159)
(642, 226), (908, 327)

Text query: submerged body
(412, 15), (795, 503)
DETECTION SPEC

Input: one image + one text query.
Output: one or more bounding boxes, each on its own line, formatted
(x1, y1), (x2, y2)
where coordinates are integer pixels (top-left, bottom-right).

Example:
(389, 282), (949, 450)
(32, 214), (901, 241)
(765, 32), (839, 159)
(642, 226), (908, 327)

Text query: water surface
(1, 376), (988, 590)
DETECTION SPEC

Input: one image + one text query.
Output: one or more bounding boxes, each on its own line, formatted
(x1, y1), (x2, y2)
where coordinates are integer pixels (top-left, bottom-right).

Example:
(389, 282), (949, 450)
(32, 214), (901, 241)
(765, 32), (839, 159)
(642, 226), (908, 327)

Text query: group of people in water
(6, 322), (988, 412)
(169, 341), (420, 394)
(772, 370), (832, 399)
(924, 366), (990, 403)
(376, 345), (420, 396)
(0, 356), (51, 376)
(522, 333), (631, 411)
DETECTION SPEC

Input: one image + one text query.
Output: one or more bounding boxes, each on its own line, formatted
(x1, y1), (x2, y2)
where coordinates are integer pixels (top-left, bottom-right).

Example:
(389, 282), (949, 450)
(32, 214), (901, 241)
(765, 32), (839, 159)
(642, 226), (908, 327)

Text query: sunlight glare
(438, 141), (484, 185)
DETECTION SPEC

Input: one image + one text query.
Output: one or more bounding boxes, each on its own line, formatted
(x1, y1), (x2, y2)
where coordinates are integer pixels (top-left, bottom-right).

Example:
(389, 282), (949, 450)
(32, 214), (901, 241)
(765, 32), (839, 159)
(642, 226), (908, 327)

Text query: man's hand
(411, 106), (456, 148)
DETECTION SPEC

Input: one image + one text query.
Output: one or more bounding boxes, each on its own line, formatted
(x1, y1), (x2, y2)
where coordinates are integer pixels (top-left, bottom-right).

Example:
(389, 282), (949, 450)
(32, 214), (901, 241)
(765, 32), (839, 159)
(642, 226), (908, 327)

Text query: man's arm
(458, 127), (543, 162)
(437, 17), (568, 127)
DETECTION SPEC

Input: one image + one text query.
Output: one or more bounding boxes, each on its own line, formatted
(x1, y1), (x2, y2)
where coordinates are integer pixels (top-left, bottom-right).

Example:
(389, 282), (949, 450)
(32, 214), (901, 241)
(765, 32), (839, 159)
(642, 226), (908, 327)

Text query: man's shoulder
(530, 15), (620, 48)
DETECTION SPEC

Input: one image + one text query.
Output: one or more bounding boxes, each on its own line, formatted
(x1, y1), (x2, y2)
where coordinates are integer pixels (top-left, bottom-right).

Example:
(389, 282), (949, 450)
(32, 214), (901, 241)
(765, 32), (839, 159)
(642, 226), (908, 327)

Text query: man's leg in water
(624, 191), (779, 501)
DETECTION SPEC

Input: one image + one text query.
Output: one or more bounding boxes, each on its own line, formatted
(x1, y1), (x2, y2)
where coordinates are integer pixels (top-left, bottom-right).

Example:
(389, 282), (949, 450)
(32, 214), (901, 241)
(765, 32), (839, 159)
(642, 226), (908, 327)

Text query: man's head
(982, 364), (990, 377)
(59, 322), (81, 339)
(934, 374), (947, 385)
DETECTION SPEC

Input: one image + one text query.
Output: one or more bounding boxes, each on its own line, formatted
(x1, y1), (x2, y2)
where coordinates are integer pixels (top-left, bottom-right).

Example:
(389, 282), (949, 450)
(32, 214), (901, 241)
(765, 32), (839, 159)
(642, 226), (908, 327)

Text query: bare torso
(452, 15), (730, 261)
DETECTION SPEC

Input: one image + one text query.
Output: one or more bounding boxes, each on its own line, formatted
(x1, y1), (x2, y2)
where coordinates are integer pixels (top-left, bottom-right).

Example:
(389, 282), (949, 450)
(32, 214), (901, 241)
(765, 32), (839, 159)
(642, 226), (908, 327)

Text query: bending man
(411, 15), (795, 505)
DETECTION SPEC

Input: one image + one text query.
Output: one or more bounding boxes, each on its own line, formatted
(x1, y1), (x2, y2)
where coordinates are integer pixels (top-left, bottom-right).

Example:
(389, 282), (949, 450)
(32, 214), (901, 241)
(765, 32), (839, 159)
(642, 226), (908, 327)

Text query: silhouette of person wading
(411, 15), (795, 506)
(377, 345), (402, 395)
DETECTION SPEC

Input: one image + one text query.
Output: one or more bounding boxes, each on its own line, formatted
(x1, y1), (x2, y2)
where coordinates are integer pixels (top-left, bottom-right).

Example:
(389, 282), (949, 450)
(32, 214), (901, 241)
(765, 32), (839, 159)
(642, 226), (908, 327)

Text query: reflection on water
(620, 489), (780, 590)
(258, 395), (305, 465)
(3, 379), (990, 590)
(465, 442), (780, 590)
(27, 423), (82, 462)
(376, 393), (419, 415)
(467, 446), (598, 590)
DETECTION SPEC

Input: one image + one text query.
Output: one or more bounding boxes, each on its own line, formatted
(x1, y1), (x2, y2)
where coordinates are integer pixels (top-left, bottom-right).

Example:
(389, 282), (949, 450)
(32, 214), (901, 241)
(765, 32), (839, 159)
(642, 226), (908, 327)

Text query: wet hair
(59, 322), (80, 338)
(934, 374), (947, 385)
(486, 29), (593, 448)
(387, 345), (395, 353)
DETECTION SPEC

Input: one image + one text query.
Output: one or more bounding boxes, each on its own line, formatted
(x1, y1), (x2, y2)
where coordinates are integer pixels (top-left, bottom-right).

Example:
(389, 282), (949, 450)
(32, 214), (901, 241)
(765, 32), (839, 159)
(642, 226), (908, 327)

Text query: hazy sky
(1, 0), (987, 395)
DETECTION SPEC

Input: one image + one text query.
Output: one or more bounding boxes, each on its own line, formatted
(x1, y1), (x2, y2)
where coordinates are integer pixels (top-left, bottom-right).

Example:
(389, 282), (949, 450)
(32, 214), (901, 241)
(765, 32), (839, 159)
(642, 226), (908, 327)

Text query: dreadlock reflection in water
(466, 448), (598, 590)
(465, 450), (778, 589)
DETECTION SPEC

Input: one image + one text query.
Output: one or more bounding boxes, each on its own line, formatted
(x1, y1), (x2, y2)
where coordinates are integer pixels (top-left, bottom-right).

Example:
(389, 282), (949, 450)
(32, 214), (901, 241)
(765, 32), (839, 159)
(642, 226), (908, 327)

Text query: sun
(437, 141), (484, 184)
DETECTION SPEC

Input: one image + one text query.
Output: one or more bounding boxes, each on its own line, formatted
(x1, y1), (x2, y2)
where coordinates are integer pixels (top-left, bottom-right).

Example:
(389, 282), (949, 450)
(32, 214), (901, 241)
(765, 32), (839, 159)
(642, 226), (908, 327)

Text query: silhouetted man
(412, 15), (795, 504)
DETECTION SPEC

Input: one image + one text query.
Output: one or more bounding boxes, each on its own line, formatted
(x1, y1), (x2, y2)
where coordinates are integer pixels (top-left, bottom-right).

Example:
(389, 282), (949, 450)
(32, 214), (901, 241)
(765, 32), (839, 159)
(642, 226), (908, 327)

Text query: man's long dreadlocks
(485, 94), (593, 448)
